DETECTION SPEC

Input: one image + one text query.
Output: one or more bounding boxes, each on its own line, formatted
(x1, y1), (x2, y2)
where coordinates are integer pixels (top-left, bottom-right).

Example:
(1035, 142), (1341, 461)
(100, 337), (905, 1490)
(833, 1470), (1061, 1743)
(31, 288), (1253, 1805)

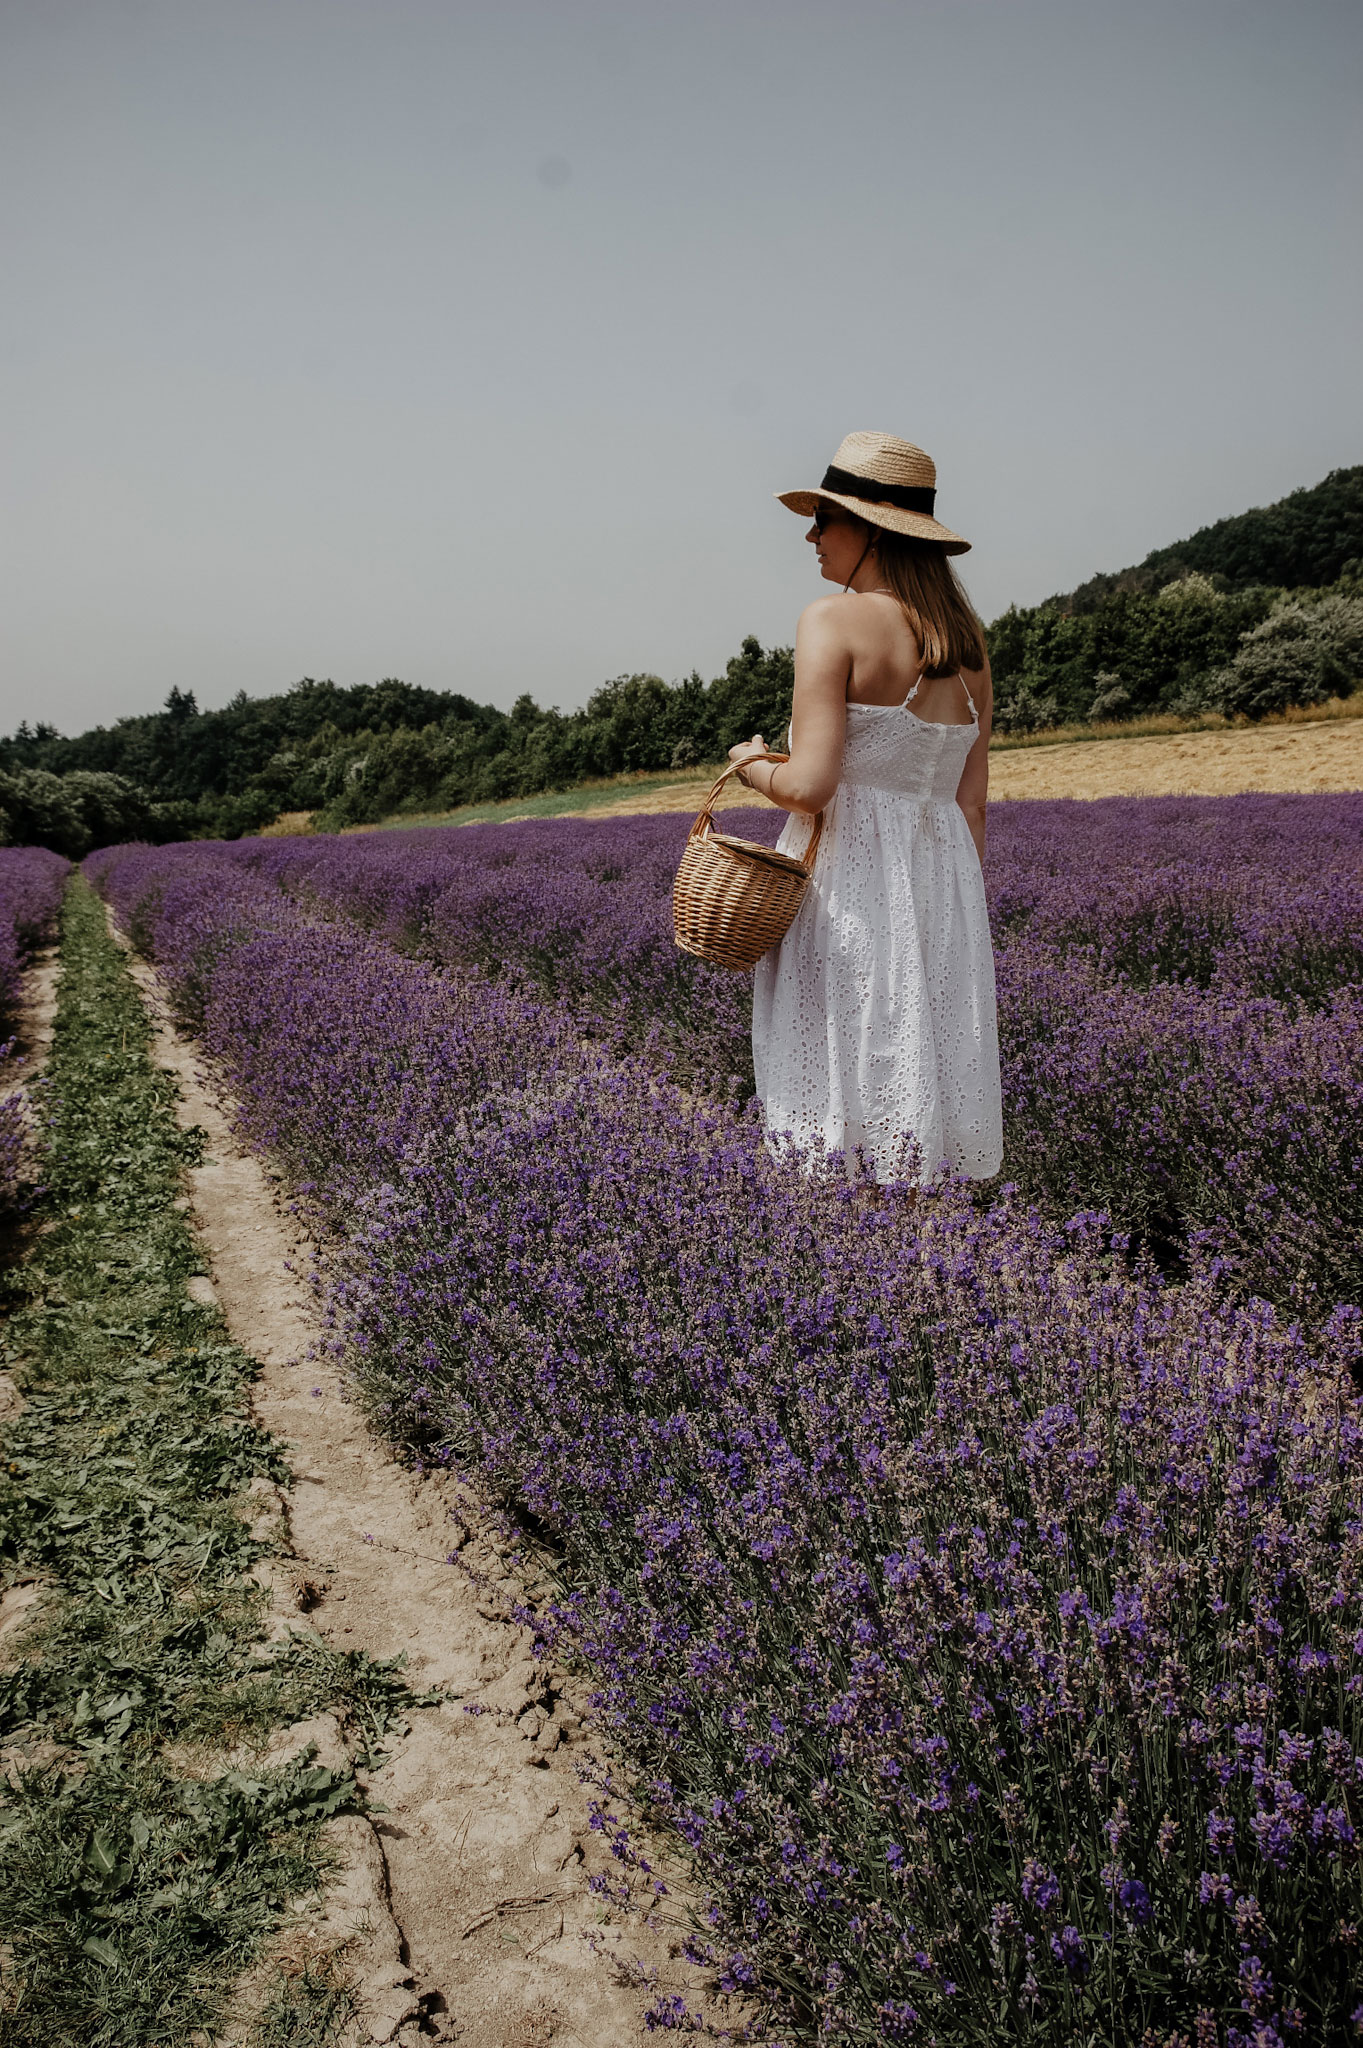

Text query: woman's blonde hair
(868, 529), (987, 677)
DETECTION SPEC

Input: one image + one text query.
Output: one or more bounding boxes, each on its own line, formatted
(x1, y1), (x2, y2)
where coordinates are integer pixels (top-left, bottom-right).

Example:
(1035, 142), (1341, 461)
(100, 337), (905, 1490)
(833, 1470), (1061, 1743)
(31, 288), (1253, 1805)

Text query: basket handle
(687, 753), (824, 869)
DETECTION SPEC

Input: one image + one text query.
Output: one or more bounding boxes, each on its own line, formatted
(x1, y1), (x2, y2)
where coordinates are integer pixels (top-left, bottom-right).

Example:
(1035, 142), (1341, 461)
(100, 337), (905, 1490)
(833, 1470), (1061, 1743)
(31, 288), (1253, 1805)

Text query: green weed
(240, 1945), (361, 2048)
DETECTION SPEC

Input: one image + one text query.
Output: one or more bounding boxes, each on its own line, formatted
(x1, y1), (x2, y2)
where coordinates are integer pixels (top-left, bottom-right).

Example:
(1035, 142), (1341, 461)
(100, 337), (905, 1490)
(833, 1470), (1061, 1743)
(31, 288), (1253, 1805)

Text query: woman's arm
(955, 658), (992, 863)
(727, 599), (850, 815)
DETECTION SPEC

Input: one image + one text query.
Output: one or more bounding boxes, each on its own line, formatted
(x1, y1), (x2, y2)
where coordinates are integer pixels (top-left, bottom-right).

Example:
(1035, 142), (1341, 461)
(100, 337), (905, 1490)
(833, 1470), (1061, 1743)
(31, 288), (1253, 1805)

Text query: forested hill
(1055, 463), (1363, 610)
(2, 464), (1361, 853)
(985, 463), (1362, 734)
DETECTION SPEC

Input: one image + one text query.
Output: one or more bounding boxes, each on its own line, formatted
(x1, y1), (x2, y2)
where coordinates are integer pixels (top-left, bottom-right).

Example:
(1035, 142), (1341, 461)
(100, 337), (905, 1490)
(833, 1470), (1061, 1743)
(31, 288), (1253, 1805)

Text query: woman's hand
(728, 735), (769, 785)
(728, 734), (768, 772)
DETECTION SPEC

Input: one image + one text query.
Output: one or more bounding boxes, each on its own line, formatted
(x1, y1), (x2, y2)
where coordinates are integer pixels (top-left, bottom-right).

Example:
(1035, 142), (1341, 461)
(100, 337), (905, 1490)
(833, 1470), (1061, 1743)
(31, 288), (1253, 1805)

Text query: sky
(2, 0), (1360, 736)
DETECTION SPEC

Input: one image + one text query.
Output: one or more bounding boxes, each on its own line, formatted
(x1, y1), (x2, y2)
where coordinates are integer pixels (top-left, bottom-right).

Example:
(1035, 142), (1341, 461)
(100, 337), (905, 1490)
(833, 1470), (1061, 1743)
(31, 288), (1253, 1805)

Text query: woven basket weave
(673, 755), (823, 972)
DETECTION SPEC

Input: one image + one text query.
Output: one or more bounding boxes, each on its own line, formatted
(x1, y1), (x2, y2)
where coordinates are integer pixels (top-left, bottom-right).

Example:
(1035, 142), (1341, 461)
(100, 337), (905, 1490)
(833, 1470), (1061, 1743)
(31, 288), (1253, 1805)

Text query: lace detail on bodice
(841, 696), (979, 802)
(750, 680), (1002, 1185)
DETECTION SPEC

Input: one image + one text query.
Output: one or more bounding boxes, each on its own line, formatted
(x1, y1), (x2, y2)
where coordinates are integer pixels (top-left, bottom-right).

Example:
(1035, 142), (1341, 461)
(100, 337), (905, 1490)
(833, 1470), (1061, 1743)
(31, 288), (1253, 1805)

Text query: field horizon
(253, 684), (1363, 837)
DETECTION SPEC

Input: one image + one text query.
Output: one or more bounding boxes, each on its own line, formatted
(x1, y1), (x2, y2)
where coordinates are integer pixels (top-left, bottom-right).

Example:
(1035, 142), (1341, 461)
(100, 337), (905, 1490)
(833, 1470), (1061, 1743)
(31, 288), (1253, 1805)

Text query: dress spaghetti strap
(903, 670), (978, 719)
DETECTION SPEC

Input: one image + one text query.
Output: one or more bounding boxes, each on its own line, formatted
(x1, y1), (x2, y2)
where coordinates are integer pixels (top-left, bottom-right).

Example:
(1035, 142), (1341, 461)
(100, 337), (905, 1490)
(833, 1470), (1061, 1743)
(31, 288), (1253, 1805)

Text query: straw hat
(777, 430), (970, 554)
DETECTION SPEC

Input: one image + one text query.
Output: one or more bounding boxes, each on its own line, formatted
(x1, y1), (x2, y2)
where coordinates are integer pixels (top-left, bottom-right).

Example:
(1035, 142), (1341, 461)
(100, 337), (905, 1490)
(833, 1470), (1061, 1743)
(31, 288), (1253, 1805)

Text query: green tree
(707, 637), (797, 751)
(0, 768), (181, 857)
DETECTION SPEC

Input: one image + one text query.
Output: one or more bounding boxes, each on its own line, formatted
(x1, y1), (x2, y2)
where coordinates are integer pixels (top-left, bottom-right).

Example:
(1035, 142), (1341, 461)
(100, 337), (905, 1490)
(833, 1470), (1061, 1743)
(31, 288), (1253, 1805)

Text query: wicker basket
(673, 755), (823, 972)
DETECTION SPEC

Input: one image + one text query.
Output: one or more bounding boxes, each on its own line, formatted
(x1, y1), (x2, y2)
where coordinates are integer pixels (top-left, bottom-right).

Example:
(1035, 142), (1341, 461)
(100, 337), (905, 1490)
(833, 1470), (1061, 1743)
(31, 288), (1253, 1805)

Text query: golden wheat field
(553, 714), (1363, 819)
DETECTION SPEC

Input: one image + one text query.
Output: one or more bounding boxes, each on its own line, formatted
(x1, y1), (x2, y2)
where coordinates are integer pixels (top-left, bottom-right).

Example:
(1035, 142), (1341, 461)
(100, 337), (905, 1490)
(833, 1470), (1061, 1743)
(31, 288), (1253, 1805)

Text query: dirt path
(546, 715), (1363, 820)
(117, 947), (725, 2048)
(0, 945), (60, 1107)
(0, 947), (62, 1645)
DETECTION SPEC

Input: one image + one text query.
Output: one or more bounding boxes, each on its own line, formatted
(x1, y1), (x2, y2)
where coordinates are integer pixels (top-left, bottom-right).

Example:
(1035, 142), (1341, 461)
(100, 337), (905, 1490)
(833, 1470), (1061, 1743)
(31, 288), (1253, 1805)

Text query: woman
(731, 429), (1003, 1184)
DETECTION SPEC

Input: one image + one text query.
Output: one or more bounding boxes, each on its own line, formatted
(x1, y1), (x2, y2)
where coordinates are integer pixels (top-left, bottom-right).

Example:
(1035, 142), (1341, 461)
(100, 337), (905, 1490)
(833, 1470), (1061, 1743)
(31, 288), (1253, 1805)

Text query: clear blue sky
(2, 0), (1360, 733)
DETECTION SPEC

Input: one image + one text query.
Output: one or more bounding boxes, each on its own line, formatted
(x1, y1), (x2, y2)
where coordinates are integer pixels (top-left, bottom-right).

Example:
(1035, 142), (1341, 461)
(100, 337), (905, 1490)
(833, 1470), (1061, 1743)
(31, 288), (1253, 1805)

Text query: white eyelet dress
(751, 673), (1003, 1184)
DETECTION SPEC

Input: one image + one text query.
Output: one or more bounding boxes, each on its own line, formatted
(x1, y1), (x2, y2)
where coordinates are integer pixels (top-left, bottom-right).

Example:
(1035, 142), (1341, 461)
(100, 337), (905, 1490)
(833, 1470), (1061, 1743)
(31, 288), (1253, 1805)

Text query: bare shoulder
(797, 594), (853, 636)
(794, 595), (858, 693)
(798, 592), (890, 654)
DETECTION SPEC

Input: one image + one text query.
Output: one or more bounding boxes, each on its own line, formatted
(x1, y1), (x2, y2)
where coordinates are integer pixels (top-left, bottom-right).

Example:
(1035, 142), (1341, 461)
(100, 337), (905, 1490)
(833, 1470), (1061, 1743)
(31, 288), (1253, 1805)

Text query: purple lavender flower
(1049, 1925), (1089, 1978)
(1119, 1878), (1153, 1926)
(1208, 1812), (1237, 1854)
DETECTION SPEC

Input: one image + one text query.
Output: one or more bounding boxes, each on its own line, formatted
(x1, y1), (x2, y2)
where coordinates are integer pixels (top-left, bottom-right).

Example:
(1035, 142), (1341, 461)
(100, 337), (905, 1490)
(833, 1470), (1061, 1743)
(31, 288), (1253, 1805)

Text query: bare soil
(0, 945), (60, 1121)
(119, 949), (729, 2048)
(0, 943), (61, 1378)
(0, 953), (63, 1780)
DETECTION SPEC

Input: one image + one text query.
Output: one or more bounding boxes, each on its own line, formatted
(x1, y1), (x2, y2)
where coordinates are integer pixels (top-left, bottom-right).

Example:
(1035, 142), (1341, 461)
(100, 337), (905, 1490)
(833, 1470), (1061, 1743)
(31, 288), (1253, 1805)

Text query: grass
(241, 1947), (361, 2046)
(0, 875), (434, 2047)
(357, 763), (723, 832)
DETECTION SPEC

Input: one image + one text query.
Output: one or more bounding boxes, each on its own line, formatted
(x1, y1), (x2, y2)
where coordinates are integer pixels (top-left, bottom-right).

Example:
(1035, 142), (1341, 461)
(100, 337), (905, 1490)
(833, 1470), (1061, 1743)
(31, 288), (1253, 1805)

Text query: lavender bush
(182, 795), (1363, 1306)
(224, 793), (1363, 1031)
(232, 814), (770, 1092)
(91, 832), (1363, 2045)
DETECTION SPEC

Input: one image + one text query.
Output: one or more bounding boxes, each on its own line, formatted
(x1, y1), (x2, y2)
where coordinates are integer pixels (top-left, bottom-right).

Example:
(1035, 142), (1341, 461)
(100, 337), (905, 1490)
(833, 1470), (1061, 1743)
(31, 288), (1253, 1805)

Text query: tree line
(2, 466), (1360, 855)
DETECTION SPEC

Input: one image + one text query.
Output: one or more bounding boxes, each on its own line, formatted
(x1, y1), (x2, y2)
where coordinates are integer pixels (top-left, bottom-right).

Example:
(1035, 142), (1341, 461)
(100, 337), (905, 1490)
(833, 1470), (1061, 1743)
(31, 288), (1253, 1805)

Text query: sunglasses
(813, 505), (846, 535)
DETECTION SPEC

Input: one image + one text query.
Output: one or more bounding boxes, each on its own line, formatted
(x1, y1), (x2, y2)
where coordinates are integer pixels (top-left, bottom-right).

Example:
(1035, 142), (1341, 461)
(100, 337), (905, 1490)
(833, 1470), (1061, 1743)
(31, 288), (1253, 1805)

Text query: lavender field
(88, 794), (1363, 2046)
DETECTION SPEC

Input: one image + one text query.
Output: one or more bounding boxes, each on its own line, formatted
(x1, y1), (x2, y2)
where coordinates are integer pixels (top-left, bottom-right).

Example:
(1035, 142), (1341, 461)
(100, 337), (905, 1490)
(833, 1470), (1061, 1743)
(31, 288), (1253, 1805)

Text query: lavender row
(90, 837), (1363, 2046)
(235, 810), (766, 1092)
(0, 845), (70, 1216)
(209, 797), (1363, 1306)
(231, 792), (1363, 1018)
